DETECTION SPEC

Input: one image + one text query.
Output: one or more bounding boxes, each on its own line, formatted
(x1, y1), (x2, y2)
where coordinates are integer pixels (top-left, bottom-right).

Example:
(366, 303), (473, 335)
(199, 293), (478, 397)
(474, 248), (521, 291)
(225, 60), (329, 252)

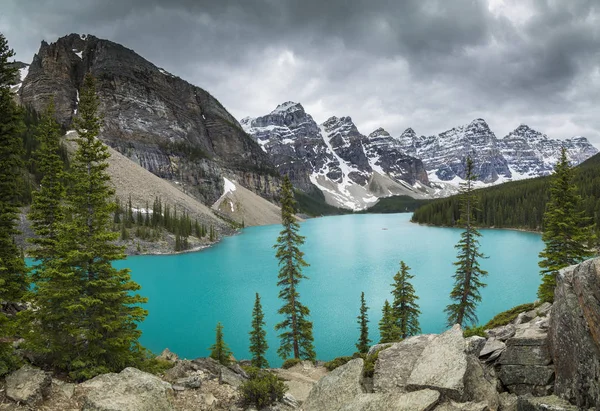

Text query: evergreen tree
(391, 261), (421, 339)
(249, 293), (269, 368)
(274, 176), (315, 360)
(28, 100), (64, 264)
(210, 322), (232, 366)
(538, 147), (595, 302)
(0, 32), (27, 376)
(37, 74), (147, 380)
(378, 300), (398, 343)
(355, 292), (371, 354)
(445, 157), (488, 327)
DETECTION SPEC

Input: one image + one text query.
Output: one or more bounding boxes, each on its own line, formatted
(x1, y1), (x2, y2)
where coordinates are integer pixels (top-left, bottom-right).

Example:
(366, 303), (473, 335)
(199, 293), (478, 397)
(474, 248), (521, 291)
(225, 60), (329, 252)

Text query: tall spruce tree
(274, 176), (315, 361)
(210, 322), (232, 366)
(45, 74), (148, 380)
(445, 157), (488, 327)
(356, 292), (371, 354)
(28, 100), (64, 263)
(538, 147), (595, 302)
(249, 293), (269, 368)
(391, 261), (421, 339)
(378, 300), (398, 343)
(0, 32), (27, 376)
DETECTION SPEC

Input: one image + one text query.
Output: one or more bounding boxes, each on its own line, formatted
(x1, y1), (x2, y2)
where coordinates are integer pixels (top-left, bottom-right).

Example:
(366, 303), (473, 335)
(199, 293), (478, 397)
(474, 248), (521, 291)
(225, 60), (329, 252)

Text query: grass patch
(324, 356), (353, 371)
(483, 303), (537, 329)
(463, 325), (486, 338)
(281, 358), (302, 369)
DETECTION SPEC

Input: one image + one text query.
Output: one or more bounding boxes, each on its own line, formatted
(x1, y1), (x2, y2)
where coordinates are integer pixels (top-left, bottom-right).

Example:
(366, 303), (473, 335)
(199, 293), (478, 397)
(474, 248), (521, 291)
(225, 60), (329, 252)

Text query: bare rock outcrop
(549, 258), (600, 408)
(5, 364), (52, 406)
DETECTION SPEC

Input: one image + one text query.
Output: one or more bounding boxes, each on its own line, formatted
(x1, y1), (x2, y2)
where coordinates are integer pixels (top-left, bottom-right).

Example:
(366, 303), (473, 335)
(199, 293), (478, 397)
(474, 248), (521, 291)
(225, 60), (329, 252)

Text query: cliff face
(19, 33), (279, 205)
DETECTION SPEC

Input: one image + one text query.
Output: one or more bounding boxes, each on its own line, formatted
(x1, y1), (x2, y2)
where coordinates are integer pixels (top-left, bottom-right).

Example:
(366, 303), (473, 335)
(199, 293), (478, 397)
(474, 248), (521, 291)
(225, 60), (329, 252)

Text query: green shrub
(324, 356), (353, 371)
(363, 347), (387, 378)
(240, 369), (287, 409)
(483, 303), (537, 329)
(281, 358), (302, 369)
(463, 325), (486, 338)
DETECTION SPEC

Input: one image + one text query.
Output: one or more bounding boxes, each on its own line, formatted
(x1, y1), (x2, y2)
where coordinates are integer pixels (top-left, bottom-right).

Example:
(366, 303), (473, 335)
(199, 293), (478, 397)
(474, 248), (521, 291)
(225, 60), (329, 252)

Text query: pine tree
(378, 300), (399, 343)
(0, 32), (27, 376)
(210, 322), (232, 366)
(39, 74), (148, 380)
(538, 147), (595, 302)
(391, 261), (421, 339)
(355, 292), (371, 354)
(445, 157), (488, 327)
(249, 293), (269, 368)
(274, 176), (315, 360)
(28, 100), (64, 264)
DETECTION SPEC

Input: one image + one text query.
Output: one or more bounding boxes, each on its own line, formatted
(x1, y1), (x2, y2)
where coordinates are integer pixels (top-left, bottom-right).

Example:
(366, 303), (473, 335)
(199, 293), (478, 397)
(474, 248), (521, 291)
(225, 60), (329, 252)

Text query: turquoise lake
(113, 213), (543, 367)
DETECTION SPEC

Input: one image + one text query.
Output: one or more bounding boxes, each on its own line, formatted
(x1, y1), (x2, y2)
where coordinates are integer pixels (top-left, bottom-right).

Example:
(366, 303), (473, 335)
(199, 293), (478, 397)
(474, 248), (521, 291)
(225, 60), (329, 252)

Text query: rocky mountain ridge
(242, 102), (431, 210)
(244, 103), (598, 210)
(17, 33), (280, 209)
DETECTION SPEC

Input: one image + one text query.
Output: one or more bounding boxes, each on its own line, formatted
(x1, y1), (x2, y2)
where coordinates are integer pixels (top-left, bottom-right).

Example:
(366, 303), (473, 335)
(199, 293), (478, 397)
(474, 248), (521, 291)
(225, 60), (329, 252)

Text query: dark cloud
(2, 0), (599, 144)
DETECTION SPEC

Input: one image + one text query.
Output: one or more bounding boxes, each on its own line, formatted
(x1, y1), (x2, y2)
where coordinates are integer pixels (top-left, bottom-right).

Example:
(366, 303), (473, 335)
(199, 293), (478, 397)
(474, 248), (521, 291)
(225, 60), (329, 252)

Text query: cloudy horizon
(2, 0), (600, 146)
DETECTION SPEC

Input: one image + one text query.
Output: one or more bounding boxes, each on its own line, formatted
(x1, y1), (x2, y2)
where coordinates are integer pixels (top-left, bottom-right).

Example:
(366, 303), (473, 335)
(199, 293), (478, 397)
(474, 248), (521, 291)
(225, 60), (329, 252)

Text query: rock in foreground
(303, 358), (365, 411)
(76, 367), (173, 411)
(5, 364), (52, 406)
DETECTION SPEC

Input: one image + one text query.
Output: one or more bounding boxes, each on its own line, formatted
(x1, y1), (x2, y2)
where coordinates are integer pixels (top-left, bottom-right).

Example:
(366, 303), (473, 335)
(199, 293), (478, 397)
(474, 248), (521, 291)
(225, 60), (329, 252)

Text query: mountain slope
(18, 33), (279, 206)
(242, 102), (431, 210)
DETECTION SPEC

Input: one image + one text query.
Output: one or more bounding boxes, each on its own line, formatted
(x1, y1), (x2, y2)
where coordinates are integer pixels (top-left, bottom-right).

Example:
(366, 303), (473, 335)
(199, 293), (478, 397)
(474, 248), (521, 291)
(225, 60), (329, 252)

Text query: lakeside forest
(0, 31), (598, 408)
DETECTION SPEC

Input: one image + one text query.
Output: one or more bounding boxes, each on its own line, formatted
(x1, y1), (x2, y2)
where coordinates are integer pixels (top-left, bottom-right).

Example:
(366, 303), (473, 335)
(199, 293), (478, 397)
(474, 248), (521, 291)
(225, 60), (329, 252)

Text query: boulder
(499, 392), (518, 411)
(373, 334), (436, 393)
(465, 336), (486, 357)
(174, 375), (202, 389)
(516, 395), (579, 411)
(406, 325), (468, 401)
(463, 356), (499, 409)
(219, 366), (246, 388)
(485, 324), (516, 341)
(282, 392), (300, 409)
(434, 400), (489, 411)
(5, 364), (52, 406)
(303, 358), (365, 411)
(549, 258), (600, 408)
(535, 302), (552, 317)
(339, 389), (440, 411)
(191, 357), (223, 377)
(77, 367), (173, 411)
(162, 360), (198, 382)
(157, 348), (178, 362)
(479, 338), (505, 359)
(497, 365), (554, 395)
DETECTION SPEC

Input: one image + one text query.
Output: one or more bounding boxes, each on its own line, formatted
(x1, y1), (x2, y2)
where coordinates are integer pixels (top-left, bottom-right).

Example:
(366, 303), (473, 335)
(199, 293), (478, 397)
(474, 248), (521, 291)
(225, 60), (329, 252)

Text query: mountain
(397, 119), (511, 183)
(242, 102), (431, 210)
(17, 33), (279, 207)
(398, 120), (598, 185)
(499, 124), (598, 178)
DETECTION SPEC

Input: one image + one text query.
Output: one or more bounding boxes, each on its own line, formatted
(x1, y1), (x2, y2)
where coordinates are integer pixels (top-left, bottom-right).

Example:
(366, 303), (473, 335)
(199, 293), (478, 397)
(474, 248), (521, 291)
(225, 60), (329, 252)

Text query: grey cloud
(1, 0), (600, 144)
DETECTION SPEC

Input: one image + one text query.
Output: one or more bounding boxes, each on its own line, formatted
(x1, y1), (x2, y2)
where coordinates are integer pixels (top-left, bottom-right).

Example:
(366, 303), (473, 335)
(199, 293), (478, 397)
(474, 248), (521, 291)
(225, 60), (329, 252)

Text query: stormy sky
(2, 0), (600, 145)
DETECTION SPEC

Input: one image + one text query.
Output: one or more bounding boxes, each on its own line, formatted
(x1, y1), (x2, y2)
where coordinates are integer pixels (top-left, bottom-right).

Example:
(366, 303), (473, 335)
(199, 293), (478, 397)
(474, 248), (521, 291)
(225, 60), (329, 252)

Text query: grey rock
(77, 367), (173, 411)
(373, 334), (436, 393)
(339, 389), (440, 411)
(157, 348), (178, 362)
(228, 363), (249, 379)
(406, 325), (468, 401)
(219, 366), (246, 388)
(191, 357), (222, 377)
(499, 392), (518, 411)
(282, 392), (299, 409)
(516, 395), (579, 411)
(163, 360), (198, 382)
(174, 375), (202, 389)
(463, 356), (499, 409)
(549, 258), (600, 408)
(434, 400), (489, 411)
(535, 303), (552, 318)
(303, 358), (365, 411)
(485, 324), (516, 341)
(497, 365), (554, 387)
(5, 364), (52, 406)
(54, 379), (76, 399)
(514, 310), (537, 325)
(479, 338), (505, 358)
(498, 345), (551, 366)
(465, 336), (487, 357)
(172, 385), (185, 392)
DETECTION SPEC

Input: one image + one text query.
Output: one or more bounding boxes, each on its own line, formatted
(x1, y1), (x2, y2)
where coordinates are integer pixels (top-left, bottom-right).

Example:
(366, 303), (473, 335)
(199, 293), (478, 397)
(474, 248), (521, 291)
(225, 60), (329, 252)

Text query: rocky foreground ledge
(2, 258), (600, 410)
